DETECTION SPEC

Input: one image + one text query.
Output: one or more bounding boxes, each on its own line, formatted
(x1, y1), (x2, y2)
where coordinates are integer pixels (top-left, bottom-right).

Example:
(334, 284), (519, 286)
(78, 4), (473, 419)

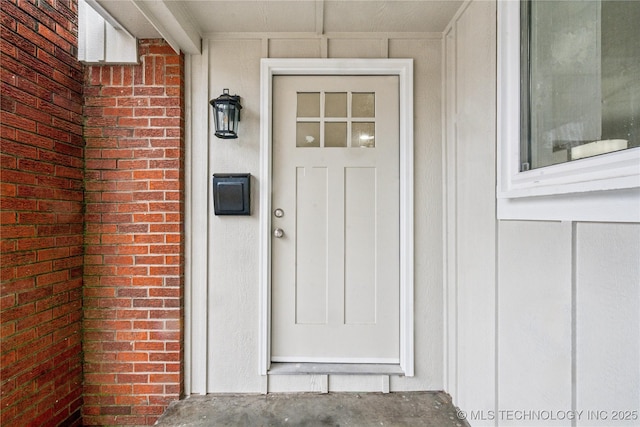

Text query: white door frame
(259, 58), (414, 376)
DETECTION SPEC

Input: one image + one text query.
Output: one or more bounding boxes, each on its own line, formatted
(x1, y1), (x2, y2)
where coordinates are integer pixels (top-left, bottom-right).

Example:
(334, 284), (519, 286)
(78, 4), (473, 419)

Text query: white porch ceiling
(94, 0), (464, 53)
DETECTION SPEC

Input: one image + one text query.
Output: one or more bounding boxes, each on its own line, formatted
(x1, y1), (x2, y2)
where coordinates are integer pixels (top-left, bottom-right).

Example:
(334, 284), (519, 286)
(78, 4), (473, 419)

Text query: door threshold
(268, 362), (404, 376)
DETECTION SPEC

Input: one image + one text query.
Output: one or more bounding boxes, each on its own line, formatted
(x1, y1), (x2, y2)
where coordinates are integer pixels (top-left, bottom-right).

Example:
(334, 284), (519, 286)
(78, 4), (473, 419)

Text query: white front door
(271, 75), (400, 363)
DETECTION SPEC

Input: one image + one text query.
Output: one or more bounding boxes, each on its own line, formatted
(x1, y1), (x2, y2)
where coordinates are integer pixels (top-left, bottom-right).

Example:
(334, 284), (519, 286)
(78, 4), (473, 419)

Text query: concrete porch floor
(155, 391), (469, 427)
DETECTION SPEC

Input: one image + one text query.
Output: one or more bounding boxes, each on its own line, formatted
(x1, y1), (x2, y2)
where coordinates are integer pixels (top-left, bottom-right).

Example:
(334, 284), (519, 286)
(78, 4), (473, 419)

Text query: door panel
(271, 75), (400, 363)
(344, 167), (376, 325)
(295, 166), (328, 325)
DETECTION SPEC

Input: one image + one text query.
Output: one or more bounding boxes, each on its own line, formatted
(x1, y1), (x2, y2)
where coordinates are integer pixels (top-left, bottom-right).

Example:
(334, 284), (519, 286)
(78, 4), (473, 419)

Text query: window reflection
(296, 91), (377, 148)
(522, 0), (639, 170)
(352, 122), (375, 148)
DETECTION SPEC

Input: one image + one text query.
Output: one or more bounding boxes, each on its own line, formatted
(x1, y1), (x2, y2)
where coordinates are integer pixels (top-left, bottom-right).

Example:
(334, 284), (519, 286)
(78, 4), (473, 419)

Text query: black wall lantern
(210, 89), (242, 139)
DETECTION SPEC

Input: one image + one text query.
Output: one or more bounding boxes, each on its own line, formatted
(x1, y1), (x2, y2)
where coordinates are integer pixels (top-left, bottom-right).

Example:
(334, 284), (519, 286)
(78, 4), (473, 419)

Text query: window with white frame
(497, 0), (640, 222)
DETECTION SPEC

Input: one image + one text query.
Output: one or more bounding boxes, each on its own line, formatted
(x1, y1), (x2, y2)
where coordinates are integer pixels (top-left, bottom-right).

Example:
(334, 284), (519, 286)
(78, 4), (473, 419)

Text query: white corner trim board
(79, 0), (138, 64)
(259, 58), (415, 377)
(496, 0), (640, 223)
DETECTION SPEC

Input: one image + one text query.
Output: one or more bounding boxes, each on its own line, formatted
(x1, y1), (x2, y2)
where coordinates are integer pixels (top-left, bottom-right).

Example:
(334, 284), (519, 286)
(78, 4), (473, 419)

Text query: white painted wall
(187, 33), (445, 393)
(183, 1), (640, 418)
(575, 223), (640, 427)
(495, 222), (640, 427)
(445, 1), (640, 426)
(443, 0), (497, 420)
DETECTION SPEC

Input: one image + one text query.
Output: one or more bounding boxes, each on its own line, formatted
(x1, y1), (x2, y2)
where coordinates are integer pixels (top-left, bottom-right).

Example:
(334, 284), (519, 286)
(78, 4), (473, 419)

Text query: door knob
(273, 228), (284, 238)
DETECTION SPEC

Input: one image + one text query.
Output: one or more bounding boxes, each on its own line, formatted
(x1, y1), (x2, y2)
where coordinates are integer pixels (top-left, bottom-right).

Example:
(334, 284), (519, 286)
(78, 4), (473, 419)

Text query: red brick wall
(82, 39), (184, 426)
(0, 0), (84, 426)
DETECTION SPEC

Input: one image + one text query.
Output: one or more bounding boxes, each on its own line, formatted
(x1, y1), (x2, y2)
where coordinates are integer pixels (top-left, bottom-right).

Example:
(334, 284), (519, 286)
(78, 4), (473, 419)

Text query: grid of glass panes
(296, 92), (375, 148)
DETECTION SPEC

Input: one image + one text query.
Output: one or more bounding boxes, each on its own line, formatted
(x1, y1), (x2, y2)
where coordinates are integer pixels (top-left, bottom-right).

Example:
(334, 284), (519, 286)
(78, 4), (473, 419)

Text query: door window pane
(325, 122), (347, 147)
(352, 93), (375, 118)
(297, 92), (320, 117)
(352, 122), (375, 148)
(296, 90), (379, 149)
(297, 122), (320, 147)
(325, 92), (347, 117)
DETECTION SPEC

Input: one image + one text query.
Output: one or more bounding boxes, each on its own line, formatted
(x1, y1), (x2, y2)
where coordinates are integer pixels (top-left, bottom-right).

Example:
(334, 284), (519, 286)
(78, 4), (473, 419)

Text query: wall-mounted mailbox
(212, 174), (251, 215)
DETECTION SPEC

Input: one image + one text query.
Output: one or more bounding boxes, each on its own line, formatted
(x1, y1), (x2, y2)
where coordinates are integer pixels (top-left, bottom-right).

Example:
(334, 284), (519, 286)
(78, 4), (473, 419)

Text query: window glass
(296, 122), (320, 147)
(521, 0), (640, 170)
(296, 91), (378, 149)
(325, 92), (347, 117)
(352, 122), (375, 148)
(352, 93), (375, 118)
(297, 92), (320, 117)
(325, 122), (347, 147)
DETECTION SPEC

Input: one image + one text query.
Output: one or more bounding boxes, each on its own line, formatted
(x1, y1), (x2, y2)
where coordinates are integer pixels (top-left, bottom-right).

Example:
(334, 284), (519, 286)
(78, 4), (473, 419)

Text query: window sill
(498, 147), (640, 200)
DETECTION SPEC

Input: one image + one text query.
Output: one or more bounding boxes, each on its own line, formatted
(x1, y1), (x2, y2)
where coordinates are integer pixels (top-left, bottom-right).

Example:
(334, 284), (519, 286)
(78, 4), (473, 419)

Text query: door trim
(259, 58), (414, 377)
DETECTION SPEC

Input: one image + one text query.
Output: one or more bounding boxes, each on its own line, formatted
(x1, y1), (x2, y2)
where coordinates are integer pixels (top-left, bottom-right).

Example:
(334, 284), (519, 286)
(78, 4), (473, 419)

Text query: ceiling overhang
(91, 0), (465, 56)
(93, 0), (202, 54)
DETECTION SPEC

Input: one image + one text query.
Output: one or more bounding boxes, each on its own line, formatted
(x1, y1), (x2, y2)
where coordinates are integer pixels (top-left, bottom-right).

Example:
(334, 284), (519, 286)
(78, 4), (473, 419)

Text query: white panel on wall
(78, 0), (105, 63)
(498, 221), (573, 426)
(269, 39), (322, 58)
(78, 0), (137, 64)
(443, 26), (458, 400)
(389, 37), (444, 392)
(190, 30), (445, 393)
(104, 24), (138, 63)
(328, 39), (385, 58)
(207, 38), (264, 393)
(328, 375), (385, 392)
(268, 375), (328, 393)
(443, 24), (461, 401)
(188, 44), (210, 396)
(576, 222), (640, 427)
(447, 0), (497, 422)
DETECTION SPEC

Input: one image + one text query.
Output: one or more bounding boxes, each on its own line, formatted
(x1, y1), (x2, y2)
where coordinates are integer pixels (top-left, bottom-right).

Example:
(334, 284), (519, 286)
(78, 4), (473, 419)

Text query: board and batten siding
(445, 1), (640, 426)
(443, 0), (497, 419)
(186, 34), (445, 393)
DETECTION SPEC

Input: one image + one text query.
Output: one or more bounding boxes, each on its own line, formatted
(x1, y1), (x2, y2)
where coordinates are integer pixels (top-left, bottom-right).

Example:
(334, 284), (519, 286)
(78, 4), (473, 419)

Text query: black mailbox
(212, 174), (250, 215)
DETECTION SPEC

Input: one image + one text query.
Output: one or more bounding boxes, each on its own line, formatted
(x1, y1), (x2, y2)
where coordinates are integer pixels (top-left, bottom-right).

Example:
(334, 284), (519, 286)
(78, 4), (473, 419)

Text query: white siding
(575, 223), (640, 427)
(207, 38), (264, 393)
(187, 33), (445, 393)
(184, 0), (640, 412)
(498, 221), (573, 426)
(445, 1), (640, 426)
(390, 37), (444, 392)
(443, 1), (497, 422)
(78, 0), (138, 64)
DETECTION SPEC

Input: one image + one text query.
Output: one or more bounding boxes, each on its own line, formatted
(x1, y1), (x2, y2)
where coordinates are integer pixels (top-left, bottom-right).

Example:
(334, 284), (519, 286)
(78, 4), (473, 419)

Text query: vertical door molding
(259, 58), (415, 376)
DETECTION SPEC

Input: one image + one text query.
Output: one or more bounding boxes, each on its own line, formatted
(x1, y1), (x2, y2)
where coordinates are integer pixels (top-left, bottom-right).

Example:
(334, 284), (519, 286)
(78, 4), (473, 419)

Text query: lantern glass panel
(212, 93), (241, 139)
